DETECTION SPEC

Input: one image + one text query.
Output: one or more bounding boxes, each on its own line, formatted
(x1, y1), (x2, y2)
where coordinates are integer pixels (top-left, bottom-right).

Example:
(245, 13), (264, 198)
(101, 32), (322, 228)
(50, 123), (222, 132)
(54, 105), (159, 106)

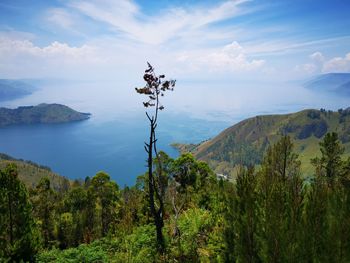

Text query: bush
(36, 244), (109, 263)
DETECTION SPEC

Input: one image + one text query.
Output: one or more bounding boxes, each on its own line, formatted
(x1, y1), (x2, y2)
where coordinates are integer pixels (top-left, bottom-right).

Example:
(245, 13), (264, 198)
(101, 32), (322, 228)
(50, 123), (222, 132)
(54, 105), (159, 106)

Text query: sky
(0, 0), (350, 121)
(0, 0), (349, 82)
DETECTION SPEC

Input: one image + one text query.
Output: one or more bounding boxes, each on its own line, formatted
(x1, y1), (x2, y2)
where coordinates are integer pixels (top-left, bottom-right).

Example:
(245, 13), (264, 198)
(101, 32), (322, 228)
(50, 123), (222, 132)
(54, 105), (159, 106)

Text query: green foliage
(36, 243), (108, 263)
(30, 177), (57, 248)
(234, 167), (260, 263)
(172, 153), (200, 191)
(57, 212), (75, 249)
(256, 136), (304, 262)
(319, 132), (344, 181)
(2, 132), (350, 262)
(0, 163), (39, 262)
(90, 171), (120, 237)
(120, 224), (158, 262)
(175, 208), (211, 261)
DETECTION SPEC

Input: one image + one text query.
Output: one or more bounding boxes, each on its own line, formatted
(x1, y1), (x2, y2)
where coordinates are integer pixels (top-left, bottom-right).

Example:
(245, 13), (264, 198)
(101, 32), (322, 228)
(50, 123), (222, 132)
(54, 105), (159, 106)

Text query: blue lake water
(0, 112), (230, 186)
(1, 80), (348, 186)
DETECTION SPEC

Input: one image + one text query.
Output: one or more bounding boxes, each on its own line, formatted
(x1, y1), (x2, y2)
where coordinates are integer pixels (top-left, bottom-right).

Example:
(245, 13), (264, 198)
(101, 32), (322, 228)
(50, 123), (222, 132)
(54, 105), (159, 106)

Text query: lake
(1, 79), (348, 186)
(0, 111), (230, 186)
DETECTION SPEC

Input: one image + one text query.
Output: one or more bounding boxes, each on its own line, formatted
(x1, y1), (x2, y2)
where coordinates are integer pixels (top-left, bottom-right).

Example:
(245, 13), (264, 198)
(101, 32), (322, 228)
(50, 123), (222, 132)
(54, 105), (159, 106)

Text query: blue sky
(0, 0), (350, 82)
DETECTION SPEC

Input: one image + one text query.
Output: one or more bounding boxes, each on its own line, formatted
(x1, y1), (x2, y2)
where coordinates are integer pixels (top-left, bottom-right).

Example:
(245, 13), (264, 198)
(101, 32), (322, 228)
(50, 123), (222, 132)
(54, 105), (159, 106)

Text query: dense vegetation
(175, 108), (350, 177)
(0, 104), (90, 127)
(1, 132), (350, 262)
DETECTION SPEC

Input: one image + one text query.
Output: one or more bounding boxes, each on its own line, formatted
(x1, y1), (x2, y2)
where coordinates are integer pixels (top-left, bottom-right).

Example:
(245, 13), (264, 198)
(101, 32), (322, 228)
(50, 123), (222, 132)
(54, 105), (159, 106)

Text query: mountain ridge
(304, 73), (350, 95)
(0, 79), (36, 101)
(0, 152), (71, 190)
(174, 108), (350, 177)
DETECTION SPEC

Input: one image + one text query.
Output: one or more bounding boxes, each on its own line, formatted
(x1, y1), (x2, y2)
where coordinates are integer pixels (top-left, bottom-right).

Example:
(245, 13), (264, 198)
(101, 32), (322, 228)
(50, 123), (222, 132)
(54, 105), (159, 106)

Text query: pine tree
(31, 177), (56, 248)
(0, 163), (38, 261)
(303, 174), (329, 262)
(234, 167), (260, 263)
(90, 171), (120, 237)
(317, 132), (344, 184)
(257, 136), (302, 262)
(57, 212), (74, 249)
(65, 185), (89, 246)
(223, 177), (236, 262)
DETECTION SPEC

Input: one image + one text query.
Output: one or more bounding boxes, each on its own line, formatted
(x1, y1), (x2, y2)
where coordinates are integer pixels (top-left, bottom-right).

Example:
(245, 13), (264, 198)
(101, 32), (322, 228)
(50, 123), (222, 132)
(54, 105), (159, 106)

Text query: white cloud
(0, 36), (103, 78)
(310, 51), (324, 63)
(1, 1), (268, 79)
(68, 0), (248, 45)
(0, 37), (98, 61)
(175, 41), (265, 72)
(294, 63), (317, 74)
(294, 51), (350, 76)
(46, 8), (75, 30)
(246, 36), (350, 56)
(0, 30), (36, 41)
(293, 51), (324, 75)
(204, 41), (265, 71)
(323, 53), (350, 73)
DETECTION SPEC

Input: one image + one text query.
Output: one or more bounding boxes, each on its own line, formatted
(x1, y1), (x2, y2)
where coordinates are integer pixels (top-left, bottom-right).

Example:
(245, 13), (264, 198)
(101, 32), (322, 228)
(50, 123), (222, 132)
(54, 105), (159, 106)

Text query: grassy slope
(0, 153), (70, 190)
(176, 108), (350, 178)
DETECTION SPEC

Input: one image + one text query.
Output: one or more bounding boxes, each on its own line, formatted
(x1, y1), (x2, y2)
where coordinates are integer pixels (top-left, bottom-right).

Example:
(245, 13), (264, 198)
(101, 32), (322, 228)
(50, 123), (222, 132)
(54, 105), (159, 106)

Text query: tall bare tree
(135, 62), (175, 252)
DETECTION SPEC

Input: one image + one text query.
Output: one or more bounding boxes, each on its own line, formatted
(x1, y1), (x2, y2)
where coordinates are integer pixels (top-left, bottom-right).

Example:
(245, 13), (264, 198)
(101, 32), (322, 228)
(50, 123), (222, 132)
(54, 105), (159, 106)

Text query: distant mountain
(0, 79), (36, 101)
(174, 108), (350, 177)
(0, 103), (91, 127)
(304, 73), (350, 95)
(0, 153), (70, 190)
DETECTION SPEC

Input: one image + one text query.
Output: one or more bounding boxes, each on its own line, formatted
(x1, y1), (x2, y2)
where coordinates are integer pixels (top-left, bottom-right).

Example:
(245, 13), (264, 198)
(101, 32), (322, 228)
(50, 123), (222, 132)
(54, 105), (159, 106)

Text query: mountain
(0, 103), (91, 127)
(174, 108), (350, 177)
(0, 79), (36, 101)
(304, 73), (350, 95)
(0, 153), (70, 190)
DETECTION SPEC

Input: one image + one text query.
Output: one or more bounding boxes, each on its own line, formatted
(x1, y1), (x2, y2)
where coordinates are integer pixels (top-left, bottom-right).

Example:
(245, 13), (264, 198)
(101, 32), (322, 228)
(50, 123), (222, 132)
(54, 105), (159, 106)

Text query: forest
(1, 132), (350, 262)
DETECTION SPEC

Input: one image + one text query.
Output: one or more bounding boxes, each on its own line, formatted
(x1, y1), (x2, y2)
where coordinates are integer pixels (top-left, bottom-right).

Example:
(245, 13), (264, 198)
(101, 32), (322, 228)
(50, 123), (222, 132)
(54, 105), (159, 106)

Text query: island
(0, 103), (91, 127)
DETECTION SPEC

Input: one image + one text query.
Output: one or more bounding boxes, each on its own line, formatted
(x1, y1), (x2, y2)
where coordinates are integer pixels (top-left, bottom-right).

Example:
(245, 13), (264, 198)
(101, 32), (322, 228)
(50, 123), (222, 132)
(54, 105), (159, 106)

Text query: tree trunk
(148, 120), (164, 252)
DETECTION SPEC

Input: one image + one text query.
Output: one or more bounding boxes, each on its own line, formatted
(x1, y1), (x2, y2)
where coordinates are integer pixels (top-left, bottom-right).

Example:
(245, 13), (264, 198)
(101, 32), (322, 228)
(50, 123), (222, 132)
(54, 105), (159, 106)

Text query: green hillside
(0, 153), (70, 190)
(0, 103), (91, 127)
(175, 108), (350, 177)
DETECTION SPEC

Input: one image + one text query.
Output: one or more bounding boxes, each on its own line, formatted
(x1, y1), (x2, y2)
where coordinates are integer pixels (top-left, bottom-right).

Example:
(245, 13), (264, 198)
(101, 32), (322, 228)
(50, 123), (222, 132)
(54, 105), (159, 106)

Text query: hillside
(305, 73), (350, 95)
(0, 103), (91, 127)
(0, 153), (70, 190)
(175, 108), (350, 177)
(0, 79), (35, 101)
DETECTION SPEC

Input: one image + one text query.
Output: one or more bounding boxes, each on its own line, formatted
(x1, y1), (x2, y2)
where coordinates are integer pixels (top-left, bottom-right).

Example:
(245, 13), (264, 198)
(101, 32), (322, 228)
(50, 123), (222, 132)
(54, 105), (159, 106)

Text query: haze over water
(0, 80), (348, 185)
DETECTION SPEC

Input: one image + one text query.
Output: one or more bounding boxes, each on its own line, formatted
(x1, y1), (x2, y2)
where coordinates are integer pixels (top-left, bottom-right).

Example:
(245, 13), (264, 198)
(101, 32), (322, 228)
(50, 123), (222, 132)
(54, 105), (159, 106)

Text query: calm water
(1, 80), (348, 186)
(0, 112), (229, 186)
